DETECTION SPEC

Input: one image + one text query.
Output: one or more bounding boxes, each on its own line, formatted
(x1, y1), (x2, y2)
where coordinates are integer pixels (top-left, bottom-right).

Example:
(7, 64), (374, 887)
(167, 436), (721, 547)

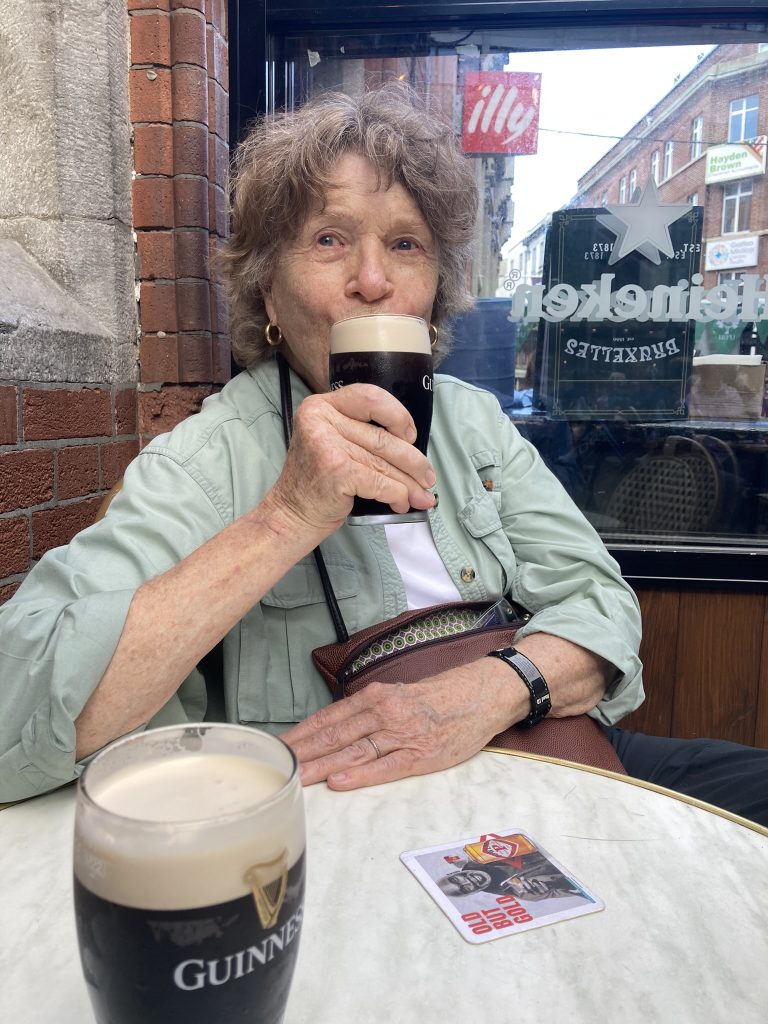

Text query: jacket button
(460, 566), (476, 583)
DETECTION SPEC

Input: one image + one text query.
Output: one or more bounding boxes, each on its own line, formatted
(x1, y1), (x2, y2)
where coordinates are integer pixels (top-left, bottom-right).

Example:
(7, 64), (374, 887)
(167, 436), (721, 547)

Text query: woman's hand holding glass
(267, 382), (437, 534)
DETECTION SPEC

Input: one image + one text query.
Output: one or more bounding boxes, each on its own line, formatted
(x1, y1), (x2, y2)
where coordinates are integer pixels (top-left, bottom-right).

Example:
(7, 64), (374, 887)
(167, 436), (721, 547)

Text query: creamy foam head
(75, 744), (305, 910)
(330, 314), (430, 354)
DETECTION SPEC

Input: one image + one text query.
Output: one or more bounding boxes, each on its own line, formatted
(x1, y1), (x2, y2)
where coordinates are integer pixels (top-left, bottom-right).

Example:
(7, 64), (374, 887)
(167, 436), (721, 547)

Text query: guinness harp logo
(244, 851), (288, 929)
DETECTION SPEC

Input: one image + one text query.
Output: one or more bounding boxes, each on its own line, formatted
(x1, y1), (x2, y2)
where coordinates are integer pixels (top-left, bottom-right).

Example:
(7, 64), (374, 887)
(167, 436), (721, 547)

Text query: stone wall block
(0, 517), (30, 578)
(208, 134), (229, 190)
(101, 439), (141, 488)
(130, 11), (172, 67)
(174, 177), (210, 228)
(140, 281), (179, 333)
(32, 499), (103, 561)
(175, 280), (211, 332)
(23, 387), (113, 442)
(178, 334), (213, 382)
(210, 0), (226, 34)
(173, 123), (209, 176)
(209, 183), (228, 238)
(134, 124), (174, 176)
(137, 230), (176, 280)
(216, 29), (229, 90)
(138, 385), (211, 437)
(129, 67), (173, 124)
(133, 177), (175, 229)
(212, 336), (231, 383)
(173, 0), (206, 12)
(0, 387), (18, 445)
(172, 65), (208, 123)
(115, 388), (138, 435)
(58, 445), (100, 501)
(174, 229), (209, 279)
(171, 9), (208, 68)
(140, 333), (180, 383)
(0, 449), (54, 513)
(128, 0), (171, 10)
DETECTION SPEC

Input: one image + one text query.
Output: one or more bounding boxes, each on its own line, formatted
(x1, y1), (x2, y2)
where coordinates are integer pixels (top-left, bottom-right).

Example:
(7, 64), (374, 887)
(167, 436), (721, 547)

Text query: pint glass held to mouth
(73, 724), (306, 1024)
(329, 313), (434, 525)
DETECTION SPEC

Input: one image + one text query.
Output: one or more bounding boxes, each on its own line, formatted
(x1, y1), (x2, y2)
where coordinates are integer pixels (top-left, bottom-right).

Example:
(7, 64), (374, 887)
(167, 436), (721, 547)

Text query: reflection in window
(717, 270), (746, 287)
(690, 115), (703, 160)
(650, 150), (659, 183)
(687, 192), (699, 205)
(628, 168), (637, 198)
(728, 95), (759, 142)
(722, 181), (753, 233)
(619, 176), (626, 202)
(663, 140), (674, 178)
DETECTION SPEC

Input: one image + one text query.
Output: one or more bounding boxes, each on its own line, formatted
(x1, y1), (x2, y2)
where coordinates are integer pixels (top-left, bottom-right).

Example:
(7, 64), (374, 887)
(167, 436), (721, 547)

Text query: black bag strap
(276, 353), (349, 643)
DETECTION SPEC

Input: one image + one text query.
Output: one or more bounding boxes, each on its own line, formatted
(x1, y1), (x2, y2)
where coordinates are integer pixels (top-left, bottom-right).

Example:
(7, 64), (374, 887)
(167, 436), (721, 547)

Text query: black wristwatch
(487, 646), (551, 728)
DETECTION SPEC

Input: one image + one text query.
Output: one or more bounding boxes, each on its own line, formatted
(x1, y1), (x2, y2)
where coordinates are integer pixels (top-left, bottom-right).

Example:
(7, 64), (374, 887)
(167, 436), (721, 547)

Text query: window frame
(722, 180), (753, 234)
(690, 114), (703, 160)
(728, 95), (759, 143)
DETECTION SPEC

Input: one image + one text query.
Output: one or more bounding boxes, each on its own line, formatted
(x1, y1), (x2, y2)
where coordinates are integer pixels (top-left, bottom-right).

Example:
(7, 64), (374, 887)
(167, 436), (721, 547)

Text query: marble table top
(1, 750), (767, 1024)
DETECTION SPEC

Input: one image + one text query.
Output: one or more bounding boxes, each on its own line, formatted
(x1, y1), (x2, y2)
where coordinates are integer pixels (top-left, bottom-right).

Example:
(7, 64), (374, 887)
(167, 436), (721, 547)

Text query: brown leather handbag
(278, 354), (626, 775)
(311, 602), (626, 774)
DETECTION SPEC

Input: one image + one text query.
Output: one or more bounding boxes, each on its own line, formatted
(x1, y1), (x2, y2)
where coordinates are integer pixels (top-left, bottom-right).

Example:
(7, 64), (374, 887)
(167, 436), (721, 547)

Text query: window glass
(722, 181), (753, 233)
(729, 95), (759, 142)
(691, 114), (704, 159)
(279, 30), (768, 552)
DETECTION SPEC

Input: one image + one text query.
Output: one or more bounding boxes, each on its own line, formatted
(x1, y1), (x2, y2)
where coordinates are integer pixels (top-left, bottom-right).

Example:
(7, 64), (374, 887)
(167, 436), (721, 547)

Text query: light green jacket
(0, 363), (643, 800)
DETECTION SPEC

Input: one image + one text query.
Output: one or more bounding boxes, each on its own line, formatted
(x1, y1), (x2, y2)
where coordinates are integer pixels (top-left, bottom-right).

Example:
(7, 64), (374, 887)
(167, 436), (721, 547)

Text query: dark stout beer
(329, 314), (433, 523)
(73, 726), (306, 1024)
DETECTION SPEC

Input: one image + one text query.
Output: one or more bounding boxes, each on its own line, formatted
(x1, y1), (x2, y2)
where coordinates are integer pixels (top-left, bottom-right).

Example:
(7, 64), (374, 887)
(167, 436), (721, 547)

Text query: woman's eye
(394, 239), (417, 251)
(317, 234), (338, 247)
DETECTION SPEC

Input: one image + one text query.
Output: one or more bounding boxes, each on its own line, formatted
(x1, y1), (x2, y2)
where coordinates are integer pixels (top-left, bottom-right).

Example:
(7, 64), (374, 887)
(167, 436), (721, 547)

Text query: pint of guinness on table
(329, 313), (434, 524)
(73, 724), (306, 1024)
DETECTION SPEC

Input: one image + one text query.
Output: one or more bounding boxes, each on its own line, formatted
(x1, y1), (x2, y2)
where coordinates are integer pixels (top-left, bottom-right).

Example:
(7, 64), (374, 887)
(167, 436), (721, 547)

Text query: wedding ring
(366, 736), (383, 759)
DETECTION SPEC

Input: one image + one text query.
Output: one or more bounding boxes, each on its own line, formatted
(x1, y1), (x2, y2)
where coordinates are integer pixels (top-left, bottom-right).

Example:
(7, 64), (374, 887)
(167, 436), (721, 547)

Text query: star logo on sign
(597, 178), (690, 266)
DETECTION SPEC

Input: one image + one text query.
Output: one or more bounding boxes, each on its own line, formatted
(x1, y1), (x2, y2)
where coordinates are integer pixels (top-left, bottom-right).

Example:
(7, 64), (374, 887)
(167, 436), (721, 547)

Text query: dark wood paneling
(672, 591), (765, 744)
(622, 589), (679, 737)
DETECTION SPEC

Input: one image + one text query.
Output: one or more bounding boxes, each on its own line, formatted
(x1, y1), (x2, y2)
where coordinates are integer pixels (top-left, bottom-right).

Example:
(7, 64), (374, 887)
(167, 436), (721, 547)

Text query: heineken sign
(525, 180), (705, 419)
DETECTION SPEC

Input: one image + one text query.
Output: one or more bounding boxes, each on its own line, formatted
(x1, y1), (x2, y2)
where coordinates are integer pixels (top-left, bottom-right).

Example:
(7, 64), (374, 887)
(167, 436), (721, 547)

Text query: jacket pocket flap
(261, 560), (359, 609)
(458, 492), (503, 538)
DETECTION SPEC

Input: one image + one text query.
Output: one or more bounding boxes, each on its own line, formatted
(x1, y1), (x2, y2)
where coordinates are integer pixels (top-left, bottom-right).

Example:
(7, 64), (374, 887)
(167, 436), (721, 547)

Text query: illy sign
(462, 71), (541, 155)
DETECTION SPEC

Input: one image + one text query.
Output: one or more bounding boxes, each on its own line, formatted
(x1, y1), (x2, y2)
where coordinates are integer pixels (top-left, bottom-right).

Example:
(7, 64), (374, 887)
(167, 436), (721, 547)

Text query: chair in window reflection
(606, 435), (731, 535)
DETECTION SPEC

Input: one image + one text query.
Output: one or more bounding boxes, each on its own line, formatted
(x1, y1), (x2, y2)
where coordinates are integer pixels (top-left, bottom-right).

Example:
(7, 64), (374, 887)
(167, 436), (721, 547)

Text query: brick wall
(129, 0), (230, 442)
(0, 1), (229, 603)
(575, 44), (768, 288)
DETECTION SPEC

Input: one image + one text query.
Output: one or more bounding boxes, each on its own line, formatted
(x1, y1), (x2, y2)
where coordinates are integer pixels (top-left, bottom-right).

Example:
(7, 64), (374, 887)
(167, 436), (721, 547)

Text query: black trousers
(604, 727), (768, 829)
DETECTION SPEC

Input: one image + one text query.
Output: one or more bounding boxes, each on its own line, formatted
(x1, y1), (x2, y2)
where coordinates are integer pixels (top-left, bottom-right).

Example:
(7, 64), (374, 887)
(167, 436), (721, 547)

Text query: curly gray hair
(222, 82), (479, 368)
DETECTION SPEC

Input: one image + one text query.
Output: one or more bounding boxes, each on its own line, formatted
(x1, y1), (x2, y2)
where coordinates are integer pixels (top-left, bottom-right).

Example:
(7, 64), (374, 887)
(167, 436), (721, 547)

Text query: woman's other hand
(266, 382), (437, 533)
(281, 662), (528, 789)
(282, 636), (612, 789)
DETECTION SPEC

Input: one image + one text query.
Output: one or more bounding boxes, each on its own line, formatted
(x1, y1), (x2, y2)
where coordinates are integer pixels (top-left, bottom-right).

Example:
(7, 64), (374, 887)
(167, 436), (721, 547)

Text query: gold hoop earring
(429, 323), (438, 348)
(264, 322), (283, 347)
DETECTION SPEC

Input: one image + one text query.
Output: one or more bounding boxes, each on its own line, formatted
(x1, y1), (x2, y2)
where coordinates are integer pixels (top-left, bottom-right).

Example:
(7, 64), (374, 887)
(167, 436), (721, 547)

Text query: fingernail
(329, 772), (347, 784)
(425, 466), (436, 487)
(408, 426), (418, 444)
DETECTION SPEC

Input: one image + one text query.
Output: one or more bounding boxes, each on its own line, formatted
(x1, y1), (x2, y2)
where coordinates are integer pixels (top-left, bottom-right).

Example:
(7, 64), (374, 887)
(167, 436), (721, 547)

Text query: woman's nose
(345, 240), (394, 303)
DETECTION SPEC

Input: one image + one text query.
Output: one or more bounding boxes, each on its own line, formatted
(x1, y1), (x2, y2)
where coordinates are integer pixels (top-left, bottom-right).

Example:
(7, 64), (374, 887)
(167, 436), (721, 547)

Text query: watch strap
(487, 646), (551, 728)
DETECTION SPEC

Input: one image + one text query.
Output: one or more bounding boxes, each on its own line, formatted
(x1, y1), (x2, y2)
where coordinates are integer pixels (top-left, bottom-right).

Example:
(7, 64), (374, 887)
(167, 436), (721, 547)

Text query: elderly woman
(0, 85), (645, 802)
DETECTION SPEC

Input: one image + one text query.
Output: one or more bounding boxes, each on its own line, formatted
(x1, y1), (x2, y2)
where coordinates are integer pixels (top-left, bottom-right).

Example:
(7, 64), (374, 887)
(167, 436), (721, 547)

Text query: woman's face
(264, 152), (440, 393)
